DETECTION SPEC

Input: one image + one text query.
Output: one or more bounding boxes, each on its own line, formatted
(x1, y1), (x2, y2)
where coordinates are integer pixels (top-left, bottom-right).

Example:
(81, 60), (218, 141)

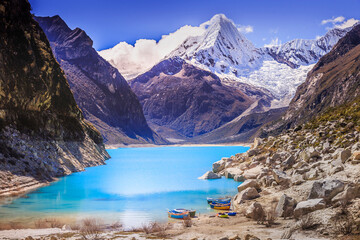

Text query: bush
(183, 217), (192, 228)
(80, 218), (103, 240)
(141, 222), (170, 237)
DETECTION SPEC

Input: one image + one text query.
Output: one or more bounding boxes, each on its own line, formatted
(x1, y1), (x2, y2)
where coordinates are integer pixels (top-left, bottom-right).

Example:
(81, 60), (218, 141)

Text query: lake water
(0, 146), (248, 228)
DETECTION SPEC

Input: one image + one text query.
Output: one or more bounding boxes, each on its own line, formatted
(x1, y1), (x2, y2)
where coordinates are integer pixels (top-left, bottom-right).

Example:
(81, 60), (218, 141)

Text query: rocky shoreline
(199, 107), (360, 239)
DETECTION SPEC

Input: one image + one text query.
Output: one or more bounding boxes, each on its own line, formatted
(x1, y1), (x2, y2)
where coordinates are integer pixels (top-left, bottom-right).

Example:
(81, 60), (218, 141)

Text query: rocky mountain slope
(35, 16), (164, 145)
(0, 0), (109, 196)
(198, 23), (360, 239)
(203, 98), (360, 238)
(130, 57), (261, 139)
(264, 24), (360, 135)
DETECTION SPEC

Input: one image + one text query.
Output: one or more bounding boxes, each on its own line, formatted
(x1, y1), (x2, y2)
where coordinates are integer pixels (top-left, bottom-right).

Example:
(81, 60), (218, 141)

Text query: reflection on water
(0, 146), (248, 227)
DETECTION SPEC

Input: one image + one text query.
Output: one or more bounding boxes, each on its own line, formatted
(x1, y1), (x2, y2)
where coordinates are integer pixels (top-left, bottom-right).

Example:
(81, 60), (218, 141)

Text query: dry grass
(79, 218), (103, 240)
(182, 218), (192, 228)
(299, 215), (318, 230)
(0, 221), (26, 230)
(141, 222), (171, 238)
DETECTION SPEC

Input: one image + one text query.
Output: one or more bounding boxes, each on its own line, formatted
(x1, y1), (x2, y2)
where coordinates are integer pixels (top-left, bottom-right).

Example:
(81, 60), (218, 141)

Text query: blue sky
(29, 0), (360, 51)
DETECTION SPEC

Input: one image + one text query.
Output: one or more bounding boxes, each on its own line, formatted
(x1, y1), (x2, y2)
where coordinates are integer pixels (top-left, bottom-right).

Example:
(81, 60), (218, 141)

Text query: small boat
(217, 212), (229, 218)
(168, 210), (189, 219)
(225, 211), (237, 216)
(207, 197), (231, 204)
(210, 202), (231, 210)
(173, 208), (196, 218)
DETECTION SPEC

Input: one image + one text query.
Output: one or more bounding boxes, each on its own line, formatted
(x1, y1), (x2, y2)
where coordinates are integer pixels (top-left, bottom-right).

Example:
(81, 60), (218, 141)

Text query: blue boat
(207, 197), (231, 204)
(168, 210), (190, 219)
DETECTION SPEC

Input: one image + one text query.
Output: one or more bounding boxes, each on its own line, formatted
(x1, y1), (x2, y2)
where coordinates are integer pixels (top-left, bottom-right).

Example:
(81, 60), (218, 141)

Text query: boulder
(247, 149), (259, 157)
(237, 180), (261, 192)
(212, 158), (229, 173)
(340, 149), (352, 162)
(282, 155), (295, 170)
(308, 147), (321, 158)
(353, 151), (360, 160)
(234, 174), (246, 182)
(307, 179), (345, 202)
(293, 198), (326, 219)
(272, 169), (291, 187)
(244, 234), (260, 240)
(198, 171), (221, 180)
(332, 183), (360, 204)
(243, 165), (262, 179)
(234, 187), (260, 204)
(224, 167), (243, 179)
(275, 194), (297, 217)
(246, 202), (265, 221)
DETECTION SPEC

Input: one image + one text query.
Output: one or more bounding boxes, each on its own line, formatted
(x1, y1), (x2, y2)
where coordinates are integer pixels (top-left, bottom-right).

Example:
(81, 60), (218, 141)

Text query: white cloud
(334, 18), (359, 29)
(264, 38), (282, 48)
(321, 16), (359, 30)
(321, 16), (345, 25)
(99, 25), (205, 79)
(237, 25), (254, 33)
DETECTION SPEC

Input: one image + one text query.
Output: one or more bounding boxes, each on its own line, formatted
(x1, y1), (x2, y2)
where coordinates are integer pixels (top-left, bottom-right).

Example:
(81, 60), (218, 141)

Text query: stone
(242, 165), (262, 179)
(246, 202), (265, 221)
(282, 155), (295, 170)
(234, 187), (260, 204)
(353, 151), (360, 160)
(247, 149), (259, 157)
(332, 183), (360, 204)
(244, 234), (260, 240)
(308, 147), (321, 158)
(275, 194), (297, 217)
(253, 137), (263, 149)
(62, 224), (72, 231)
(212, 158), (228, 173)
(224, 167), (243, 179)
(198, 171), (221, 180)
(307, 179), (345, 202)
(237, 180), (261, 192)
(272, 169), (291, 187)
(340, 149), (352, 163)
(293, 198), (326, 219)
(234, 174), (246, 182)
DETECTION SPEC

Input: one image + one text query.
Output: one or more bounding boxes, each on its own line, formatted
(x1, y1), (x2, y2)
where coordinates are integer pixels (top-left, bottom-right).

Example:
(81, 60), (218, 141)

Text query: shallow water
(0, 146), (248, 227)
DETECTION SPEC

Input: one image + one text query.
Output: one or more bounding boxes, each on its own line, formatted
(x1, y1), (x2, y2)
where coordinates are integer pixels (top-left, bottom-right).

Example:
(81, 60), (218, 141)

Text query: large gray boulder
(237, 180), (261, 192)
(212, 158), (228, 173)
(234, 187), (260, 204)
(246, 202), (265, 221)
(293, 198), (326, 219)
(234, 174), (246, 182)
(307, 179), (345, 202)
(275, 194), (297, 217)
(224, 167), (243, 179)
(282, 155), (295, 170)
(198, 171), (221, 180)
(272, 169), (291, 187)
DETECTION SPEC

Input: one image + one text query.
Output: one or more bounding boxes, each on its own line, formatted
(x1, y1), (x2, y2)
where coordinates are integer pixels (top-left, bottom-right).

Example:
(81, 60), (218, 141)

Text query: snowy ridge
(262, 27), (352, 68)
(168, 14), (263, 76)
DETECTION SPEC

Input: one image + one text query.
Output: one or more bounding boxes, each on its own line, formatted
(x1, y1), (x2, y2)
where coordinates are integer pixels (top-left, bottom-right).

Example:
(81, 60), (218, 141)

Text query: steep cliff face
(130, 57), (254, 138)
(35, 16), (163, 145)
(263, 24), (360, 136)
(0, 0), (109, 196)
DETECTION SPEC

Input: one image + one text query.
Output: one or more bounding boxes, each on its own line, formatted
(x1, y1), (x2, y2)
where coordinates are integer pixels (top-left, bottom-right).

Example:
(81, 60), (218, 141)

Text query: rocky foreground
(202, 99), (360, 239)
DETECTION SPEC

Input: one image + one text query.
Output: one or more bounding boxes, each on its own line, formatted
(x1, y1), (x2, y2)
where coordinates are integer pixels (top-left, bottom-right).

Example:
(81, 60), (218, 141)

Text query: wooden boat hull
(168, 211), (189, 219)
(173, 209), (196, 218)
(210, 203), (231, 210)
(207, 197), (231, 204)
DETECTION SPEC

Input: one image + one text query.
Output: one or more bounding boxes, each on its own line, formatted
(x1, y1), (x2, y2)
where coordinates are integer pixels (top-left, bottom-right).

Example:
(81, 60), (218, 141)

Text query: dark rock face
(130, 57), (254, 138)
(0, 0), (109, 196)
(35, 16), (163, 145)
(264, 24), (360, 135)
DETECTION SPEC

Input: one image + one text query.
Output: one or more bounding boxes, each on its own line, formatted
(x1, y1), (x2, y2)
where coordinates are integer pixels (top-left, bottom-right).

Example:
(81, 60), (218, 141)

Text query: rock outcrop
(35, 16), (164, 145)
(0, 0), (109, 196)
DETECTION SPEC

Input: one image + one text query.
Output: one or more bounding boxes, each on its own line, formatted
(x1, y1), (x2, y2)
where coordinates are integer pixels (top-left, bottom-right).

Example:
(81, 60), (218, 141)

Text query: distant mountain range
(100, 14), (356, 142)
(35, 16), (165, 145)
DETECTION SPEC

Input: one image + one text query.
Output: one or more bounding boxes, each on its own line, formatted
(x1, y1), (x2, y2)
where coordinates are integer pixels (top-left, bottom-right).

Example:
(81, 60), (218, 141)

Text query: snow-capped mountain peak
(167, 14), (262, 76)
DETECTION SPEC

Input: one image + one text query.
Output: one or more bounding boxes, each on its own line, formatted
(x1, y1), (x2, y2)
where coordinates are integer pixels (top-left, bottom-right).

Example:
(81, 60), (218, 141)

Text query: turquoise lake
(0, 146), (248, 228)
